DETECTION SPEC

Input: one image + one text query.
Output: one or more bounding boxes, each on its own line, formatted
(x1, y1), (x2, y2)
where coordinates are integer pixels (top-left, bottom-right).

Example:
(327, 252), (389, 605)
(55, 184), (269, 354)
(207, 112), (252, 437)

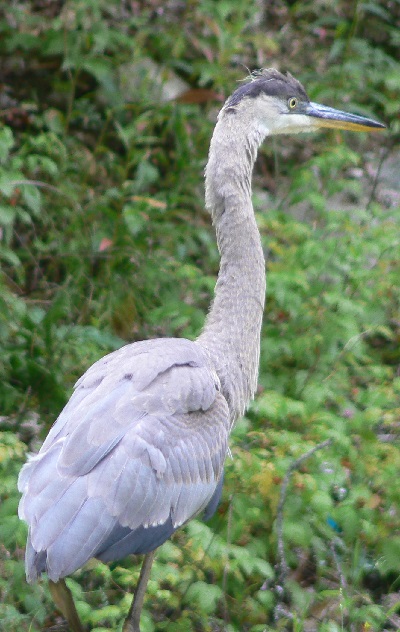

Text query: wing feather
(31, 477), (86, 551)
(46, 497), (117, 580)
(18, 338), (230, 581)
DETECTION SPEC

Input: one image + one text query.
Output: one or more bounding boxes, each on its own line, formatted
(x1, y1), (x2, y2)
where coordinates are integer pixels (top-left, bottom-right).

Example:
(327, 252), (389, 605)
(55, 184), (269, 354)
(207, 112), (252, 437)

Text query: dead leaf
(98, 237), (113, 252)
(176, 88), (223, 104)
(131, 195), (167, 210)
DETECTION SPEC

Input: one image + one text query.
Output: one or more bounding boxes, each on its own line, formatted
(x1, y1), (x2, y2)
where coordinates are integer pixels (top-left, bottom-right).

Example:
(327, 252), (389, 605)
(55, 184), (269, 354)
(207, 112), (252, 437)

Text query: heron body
(18, 69), (384, 628)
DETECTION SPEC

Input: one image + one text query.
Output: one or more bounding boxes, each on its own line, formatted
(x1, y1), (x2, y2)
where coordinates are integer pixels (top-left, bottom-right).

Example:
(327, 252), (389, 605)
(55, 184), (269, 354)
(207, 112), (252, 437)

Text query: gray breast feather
(18, 337), (230, 581)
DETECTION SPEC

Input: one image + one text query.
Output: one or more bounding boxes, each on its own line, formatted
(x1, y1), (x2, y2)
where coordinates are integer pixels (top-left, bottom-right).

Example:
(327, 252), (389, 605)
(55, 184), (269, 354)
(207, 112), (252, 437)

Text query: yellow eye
(288, 97), (298, 109)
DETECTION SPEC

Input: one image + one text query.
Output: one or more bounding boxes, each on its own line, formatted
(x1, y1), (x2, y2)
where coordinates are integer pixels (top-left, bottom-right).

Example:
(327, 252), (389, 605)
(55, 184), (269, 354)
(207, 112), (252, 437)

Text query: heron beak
(305, 102), (386, 132)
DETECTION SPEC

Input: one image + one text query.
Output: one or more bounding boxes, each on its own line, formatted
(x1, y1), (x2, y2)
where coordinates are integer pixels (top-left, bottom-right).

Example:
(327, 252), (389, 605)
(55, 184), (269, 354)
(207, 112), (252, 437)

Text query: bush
(1, 1), (399, 630)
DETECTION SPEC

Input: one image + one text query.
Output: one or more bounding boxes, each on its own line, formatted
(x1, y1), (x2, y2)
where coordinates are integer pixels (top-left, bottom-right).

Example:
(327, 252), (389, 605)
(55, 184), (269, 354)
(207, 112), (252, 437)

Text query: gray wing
(18, 338), (230, 583)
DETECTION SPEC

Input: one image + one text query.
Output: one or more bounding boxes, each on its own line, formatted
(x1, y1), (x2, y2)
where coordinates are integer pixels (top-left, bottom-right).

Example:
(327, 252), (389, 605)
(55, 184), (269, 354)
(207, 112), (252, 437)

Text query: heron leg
(123, 550), (156, 632)
(48, 578), (85, 632)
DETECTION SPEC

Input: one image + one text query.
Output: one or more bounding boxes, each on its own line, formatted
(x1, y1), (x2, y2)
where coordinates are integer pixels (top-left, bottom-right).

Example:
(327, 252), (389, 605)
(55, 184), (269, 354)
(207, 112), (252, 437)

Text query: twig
(9, 179), (81, 209)
(365, 144), (392, 212)
(222, 494), (234, 625)
(329, 540), (358, 632)
(329, 538), (348, 590)
(323, 328), (374, 382)
(273, 438), (333, 624)
(275, 438), (333, 586)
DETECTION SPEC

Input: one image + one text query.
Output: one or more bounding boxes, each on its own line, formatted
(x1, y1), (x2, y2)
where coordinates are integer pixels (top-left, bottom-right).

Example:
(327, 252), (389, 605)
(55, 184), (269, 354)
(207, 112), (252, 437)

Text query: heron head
(225, 69), (385, 137)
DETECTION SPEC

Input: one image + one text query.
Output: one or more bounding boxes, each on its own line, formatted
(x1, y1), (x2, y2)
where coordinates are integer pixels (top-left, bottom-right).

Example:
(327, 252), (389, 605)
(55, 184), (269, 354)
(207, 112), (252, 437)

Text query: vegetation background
(0, 0), (399, 630)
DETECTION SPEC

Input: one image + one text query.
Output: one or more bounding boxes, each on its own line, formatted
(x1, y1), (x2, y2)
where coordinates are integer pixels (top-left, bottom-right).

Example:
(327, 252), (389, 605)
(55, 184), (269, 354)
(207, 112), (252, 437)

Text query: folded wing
(18, 338), (230, 582)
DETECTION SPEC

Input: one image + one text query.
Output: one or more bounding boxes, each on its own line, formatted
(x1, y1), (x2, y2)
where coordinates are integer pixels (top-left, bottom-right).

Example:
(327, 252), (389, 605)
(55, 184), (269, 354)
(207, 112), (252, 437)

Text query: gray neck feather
(197, 108), (267, 420)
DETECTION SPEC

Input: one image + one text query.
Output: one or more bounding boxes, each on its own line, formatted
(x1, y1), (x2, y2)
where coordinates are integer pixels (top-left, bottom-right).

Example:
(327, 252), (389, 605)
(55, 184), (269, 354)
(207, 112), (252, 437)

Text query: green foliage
(0, 432), (53, 631)
(1, 0), (399, 630)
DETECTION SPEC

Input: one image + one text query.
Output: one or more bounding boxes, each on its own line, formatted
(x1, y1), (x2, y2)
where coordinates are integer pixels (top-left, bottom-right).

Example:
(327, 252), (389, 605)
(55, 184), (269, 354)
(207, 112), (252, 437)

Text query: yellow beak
(305, 102), (385, 132)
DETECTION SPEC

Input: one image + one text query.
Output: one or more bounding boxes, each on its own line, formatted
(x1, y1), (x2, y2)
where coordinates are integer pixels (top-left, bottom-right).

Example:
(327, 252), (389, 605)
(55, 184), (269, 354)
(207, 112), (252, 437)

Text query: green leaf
(0, 205), (16, 225)
(283, 522), (313, 547)
(0, 245), (20, 266)
(21, 185), (42, 216)
(88, 604), (121, 625)
(252, 391), (306, 421)
(122, 206), (146, 236)
(183, 581), (223, 614)
(0, 173), (21, 197)
(0, 126), (14, 163)
(134, 161), (159, 192)
(379, 538), (400, 573)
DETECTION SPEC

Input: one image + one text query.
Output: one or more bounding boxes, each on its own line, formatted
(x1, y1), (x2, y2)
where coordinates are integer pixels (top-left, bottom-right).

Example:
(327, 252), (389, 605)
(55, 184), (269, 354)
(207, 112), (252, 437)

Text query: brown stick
(123, 550), (156, 632)
(48, 578), (85, 632)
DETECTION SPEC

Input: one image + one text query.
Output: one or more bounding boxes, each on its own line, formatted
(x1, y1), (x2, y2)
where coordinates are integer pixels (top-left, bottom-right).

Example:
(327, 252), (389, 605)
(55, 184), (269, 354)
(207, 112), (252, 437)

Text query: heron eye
(288, 97), (298, 109)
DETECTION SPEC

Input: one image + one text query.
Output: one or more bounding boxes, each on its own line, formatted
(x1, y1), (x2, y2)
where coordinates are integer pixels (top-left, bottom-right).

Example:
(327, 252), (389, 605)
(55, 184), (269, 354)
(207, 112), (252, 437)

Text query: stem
(275, 438), (333, 584)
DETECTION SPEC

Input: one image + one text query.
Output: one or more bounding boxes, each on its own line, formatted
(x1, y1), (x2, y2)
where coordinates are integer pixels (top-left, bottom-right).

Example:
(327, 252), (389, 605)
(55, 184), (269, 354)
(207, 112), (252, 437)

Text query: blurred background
(0, 1), (399, 630)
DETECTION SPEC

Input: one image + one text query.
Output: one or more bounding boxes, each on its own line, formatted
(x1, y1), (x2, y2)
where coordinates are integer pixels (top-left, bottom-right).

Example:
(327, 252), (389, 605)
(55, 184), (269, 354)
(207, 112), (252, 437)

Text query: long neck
(197, 110), (267, 420)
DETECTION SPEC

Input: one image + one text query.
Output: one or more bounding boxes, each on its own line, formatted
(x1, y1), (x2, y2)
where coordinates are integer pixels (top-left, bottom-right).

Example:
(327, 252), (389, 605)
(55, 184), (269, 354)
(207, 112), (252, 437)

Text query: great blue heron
(18, 69), (384, 632)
